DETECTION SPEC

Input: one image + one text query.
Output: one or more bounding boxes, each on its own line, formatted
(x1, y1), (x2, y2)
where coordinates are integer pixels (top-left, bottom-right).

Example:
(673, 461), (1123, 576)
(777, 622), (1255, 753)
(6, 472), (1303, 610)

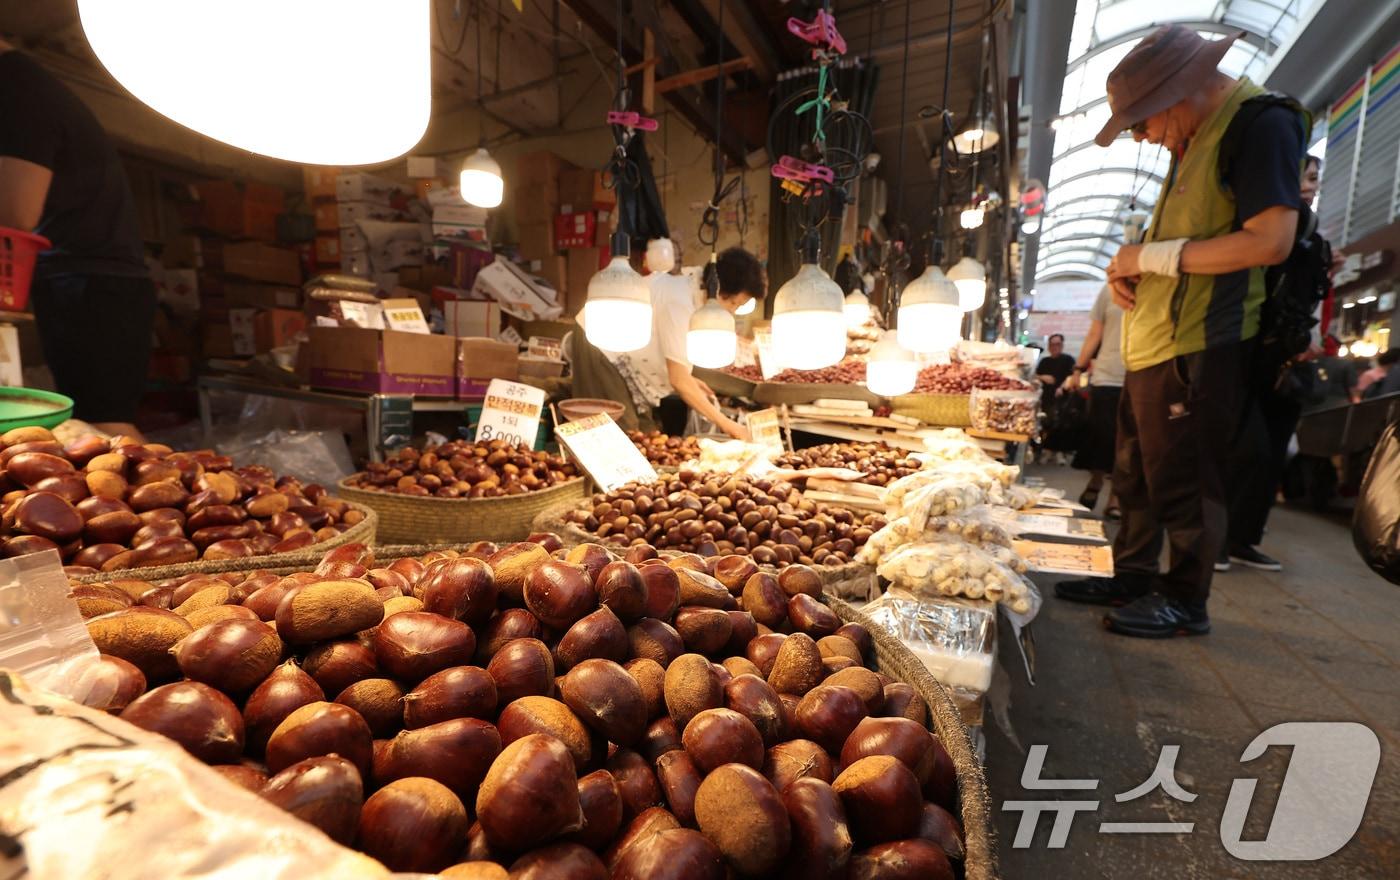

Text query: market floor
(985, 463), (1400, 879)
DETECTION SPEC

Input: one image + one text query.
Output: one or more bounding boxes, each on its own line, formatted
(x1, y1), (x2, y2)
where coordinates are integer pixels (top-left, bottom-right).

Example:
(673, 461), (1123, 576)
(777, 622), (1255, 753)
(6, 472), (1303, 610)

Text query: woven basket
(693, 366), (757, 400)
(891, 392), (973, 427)
(71, 501), (377, 586)
(754, 382), (883, 407)
(336, 477), (587, 544)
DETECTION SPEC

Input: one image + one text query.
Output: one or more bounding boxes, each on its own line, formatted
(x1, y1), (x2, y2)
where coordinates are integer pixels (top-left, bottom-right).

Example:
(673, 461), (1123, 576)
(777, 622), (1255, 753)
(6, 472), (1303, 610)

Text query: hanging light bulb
(78, 0), (430, 165)
(865, 330), (918, 396)
(460, 148), (504, 208)
(772, 234), (847, 370)
(687, 300), (737, 368)
(585, 241), (652, 352)
(954, 123), (1000, 153)
(946, 256), (987, 312)
(897, 264), (962, 353)
(843, 290), (871, 329)
(735, 298), (756, 316)
(959, 205), (985, 230)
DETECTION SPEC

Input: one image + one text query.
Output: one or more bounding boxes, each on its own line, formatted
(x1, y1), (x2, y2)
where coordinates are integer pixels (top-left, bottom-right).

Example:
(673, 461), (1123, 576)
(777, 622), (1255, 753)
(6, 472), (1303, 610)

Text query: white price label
(747, 408), (784, 455)
(754, 328), (781, 380)
(555, 413), (659, 493)
(382, 298), (430, 333)
(475, 379), (546, 448)
(527, 336), (563, 360)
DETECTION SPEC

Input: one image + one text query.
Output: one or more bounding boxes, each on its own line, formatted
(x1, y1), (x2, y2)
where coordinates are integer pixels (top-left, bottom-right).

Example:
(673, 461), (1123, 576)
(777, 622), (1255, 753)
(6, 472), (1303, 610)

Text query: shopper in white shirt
(1063, 284), (1125, 517)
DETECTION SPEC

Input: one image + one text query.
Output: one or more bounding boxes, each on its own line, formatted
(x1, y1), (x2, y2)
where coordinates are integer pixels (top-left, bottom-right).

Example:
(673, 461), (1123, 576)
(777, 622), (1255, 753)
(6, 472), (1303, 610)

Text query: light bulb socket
(799, 229), (822, 265)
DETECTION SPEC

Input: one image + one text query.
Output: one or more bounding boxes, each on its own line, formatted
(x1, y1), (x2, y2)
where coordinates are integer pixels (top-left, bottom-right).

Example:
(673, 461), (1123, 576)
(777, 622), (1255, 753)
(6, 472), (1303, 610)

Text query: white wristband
(1138, 238), (1188, 278)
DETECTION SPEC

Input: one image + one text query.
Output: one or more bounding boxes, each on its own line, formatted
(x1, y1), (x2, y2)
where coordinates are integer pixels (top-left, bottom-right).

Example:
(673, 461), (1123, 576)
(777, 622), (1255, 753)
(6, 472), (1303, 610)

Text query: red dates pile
(775, 442), (924, 487)
(627, 431), (702, 468)
(913, 364), (1030, 395)
(0, 426), (359, 574)
(78, 539), (963, 877)
(348, 439), (578, 499)
(564, 472), (885, 568)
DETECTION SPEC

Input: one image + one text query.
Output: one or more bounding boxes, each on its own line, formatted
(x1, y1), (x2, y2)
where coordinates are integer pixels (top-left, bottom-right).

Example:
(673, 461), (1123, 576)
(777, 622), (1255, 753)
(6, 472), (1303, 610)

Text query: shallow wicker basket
(753, 381), (884, 407)
(891, 392), (974, 427)
(71, 501), (377, 585)
(336, 477), (587, 544)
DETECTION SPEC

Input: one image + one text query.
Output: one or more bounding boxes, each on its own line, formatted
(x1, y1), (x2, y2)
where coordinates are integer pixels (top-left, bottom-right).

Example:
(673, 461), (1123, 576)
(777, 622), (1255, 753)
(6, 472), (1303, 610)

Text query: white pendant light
(865, 330), (918, 397)
(78, 0), (430, 165)
(843, 290), (871, 329)
(735, 297), (756, 316)
(585, 252), (652, 352)
(946, 256), (987, 312)
(959, 205), (985, 230)
(897, 264), (963, 353)
(687, 300), (737, 368)
(460, 148), (504, 208)
(772, 242), (847, 370)
(953, 123), (1000, 154)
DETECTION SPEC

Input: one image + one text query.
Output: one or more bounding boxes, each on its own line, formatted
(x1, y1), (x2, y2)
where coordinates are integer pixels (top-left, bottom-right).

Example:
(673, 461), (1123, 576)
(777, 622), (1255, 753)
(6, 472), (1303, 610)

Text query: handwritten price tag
(475, 379), (546, 448)
(746, 408), (784, 455)
(555, 413), (658, 493)
(754, 328), (781, 379)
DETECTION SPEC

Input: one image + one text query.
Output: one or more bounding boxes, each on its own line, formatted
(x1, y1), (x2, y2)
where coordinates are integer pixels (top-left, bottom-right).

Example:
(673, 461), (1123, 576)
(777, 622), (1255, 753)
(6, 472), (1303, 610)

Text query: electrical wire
(434, 0), (470, 56)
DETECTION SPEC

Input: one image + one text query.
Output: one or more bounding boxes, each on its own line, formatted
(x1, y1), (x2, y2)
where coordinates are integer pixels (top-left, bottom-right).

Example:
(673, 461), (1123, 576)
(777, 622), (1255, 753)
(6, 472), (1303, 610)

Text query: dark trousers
(1112, 343), (1247, 607)
(1227, 387), (1302, 547)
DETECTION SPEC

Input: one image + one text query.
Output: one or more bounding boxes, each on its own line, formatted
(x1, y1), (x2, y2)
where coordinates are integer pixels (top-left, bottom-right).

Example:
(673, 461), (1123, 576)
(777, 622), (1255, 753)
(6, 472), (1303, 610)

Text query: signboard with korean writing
(475, 379), (546, 448)
(555, 413), (658, 492)
(747, 408), (784, 456)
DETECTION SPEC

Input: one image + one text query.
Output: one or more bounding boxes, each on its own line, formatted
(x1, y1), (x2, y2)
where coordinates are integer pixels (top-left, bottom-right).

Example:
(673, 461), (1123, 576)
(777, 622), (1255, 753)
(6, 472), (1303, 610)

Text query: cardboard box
(399, 264), (455, 292)
(518, 355), (565, 380)
(340, 225), (367, 254)
(338, 201), (400, 227)
(203, 240), (302, 286)
(336, 172), (404, 205)
(457, 337), (519, 399)
(303, 167), (341, 202)
(313, 234), (342, 266)
(518, 221), (555, 261)
(223, 281), (300, 311)
(444, 299), (503, 339)
(159, 268), (200, 314)
(472, 256), (563, 321)
(513, 186), (558, 225)
(313, 202), (339, 232)
(340, 251), (373, 277)
(450, 244), (493, 290)
(535, 255), (567, 298)
(514, 151), (567, 193)
(229, 308), (257, 356)
(554, 211), (596, 250)
(558, 167), (615, 211)
(407, 156), (441, 178)
(565, 247), (603, 317)
(254, 308), (306, 350)
(306, 326), (457, 397)
(196, 180), (285, 241)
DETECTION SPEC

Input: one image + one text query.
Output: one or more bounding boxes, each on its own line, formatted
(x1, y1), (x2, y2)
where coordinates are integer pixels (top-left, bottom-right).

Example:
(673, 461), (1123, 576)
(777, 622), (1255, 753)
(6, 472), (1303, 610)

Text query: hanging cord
(474, 0), (486, 148)
(928, 0), (957, 268)
(434, 0), (470, 55)
(605, 0), (640, 245)
(698, 0), (731, 252)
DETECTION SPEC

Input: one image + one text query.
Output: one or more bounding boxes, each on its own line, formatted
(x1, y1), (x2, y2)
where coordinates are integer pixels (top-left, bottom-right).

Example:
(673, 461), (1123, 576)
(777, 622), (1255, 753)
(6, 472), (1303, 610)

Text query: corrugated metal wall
(1319, 41), (1400, 246)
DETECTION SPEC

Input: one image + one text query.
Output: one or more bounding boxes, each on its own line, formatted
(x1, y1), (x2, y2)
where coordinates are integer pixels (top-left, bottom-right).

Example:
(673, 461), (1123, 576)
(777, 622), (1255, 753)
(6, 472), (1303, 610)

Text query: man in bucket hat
(1055, 25), (1307, 637)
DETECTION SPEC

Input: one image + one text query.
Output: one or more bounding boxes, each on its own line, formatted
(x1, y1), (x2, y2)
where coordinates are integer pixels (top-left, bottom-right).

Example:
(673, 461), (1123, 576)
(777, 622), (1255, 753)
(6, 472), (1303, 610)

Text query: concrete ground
(985, 463), (1400, 879)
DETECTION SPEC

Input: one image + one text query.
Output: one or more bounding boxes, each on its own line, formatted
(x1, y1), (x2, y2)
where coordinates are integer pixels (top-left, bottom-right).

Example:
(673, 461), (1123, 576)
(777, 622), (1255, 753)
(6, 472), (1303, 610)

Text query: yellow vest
(1122, 78), (1272, 372)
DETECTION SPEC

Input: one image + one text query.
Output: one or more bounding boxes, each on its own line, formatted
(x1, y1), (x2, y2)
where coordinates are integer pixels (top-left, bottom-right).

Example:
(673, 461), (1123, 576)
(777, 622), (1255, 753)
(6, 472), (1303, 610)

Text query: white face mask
(645, 239), (676, 273)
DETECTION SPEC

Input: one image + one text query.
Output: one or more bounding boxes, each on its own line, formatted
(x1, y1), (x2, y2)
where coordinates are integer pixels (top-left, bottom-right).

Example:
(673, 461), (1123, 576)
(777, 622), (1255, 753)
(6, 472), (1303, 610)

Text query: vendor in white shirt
(570, 240), (764, 440)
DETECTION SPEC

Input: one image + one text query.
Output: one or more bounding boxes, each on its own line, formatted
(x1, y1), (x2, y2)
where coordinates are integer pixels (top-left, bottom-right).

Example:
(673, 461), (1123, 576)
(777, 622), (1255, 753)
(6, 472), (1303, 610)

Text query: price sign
(475, 379), (546, 448)
(382, 298), (430, 334)
(754, 328), (781, 380)
(734, 336), (758, 368)
(527, 336), (563, 360)
(747, 408), (784, 455)
(555, 413), (658, 493)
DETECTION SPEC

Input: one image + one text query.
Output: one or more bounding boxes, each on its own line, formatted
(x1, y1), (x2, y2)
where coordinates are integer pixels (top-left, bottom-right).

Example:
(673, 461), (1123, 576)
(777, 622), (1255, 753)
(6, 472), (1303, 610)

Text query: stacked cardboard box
(511, 157), (617, 318)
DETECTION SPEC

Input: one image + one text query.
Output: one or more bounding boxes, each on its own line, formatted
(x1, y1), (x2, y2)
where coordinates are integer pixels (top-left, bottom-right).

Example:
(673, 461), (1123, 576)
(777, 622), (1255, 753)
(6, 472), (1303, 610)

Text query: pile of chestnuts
(347, 440), (578, 499)
(562, 472), (885, 568)
(75, 538), (964, 878)
(626, 431), (702, 469)
(912, 364), (1030, 395)
(774, 442), (925, 487)
(0, 426), (361, 574)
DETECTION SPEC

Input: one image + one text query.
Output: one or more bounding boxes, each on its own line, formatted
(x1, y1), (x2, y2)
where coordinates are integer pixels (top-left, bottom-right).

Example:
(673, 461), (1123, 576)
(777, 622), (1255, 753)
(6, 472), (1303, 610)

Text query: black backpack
(1218, 94), (1326, 387)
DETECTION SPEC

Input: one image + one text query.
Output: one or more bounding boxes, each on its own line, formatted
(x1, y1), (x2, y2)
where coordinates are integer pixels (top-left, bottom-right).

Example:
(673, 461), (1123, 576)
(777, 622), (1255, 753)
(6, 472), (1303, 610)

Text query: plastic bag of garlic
(0, 552), (394, 880)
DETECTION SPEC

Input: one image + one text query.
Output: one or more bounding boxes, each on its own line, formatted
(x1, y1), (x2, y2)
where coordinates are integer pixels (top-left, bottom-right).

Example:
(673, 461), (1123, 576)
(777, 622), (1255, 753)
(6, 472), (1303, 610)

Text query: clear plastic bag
(970, 387), (1041, 437)
(875, 535), (1034, 611)
(861, 588), (997, 692)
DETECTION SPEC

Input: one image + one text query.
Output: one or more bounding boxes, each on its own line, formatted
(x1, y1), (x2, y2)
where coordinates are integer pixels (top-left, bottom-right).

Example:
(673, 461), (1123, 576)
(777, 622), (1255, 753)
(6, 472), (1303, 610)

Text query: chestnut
(767, 632), (824, 696)
(507, 843), (607, 880)
(555, 605), (629, 670)
(638, 564), (681, 620)
(626, 618), (684, 667)
(606, 747), (663, 821)
(497, 695), (594, 772)
(265, 700), (373, 779)
(476, 607), (544, 661)
(655, 749), (703, 826)
(674, 568), (730, 609)
(526, 531), (565, 553)
(605, 807), (681, 869)
(73, 654), (146, 713)
(611, 827), (725, 880)
(213, 763), (269, 792)
(523, 559), (598, 629)
(824, 667), (884, 713)
(723, 610), (758, 657)
(119, 681), (244, 763)
(85, 606), (192, 682)
(595, 560), (649, 621)
(376, 717), (501, 798)
(260, 755), (363, 845)
(847, 839), (954, 880)
(488, 542), (554, 605)
(274, 579), (382, 644)
(623, 657), (667, 720)
(642, 715), (683, 763)
(663, 653), (723, 730)
(693, 764), (791, 877)
(880, 682), (928, 727)
(778, 564), (823, 598)
(358, 777), (470, 873)
(711, 555), (759, 595)
(334, 678), (406, 737)
(788, 593), (841, 637)
(485, 637), (555, 705)
(723, 674), (788, 747)
(832, 756), (923, 844)
(836, 622), (873, 659)
(476, 733), (584, 851)
(917, 801), (966, 860)
(796, 685), (869, 755)
(763, 739), (835, 793)
(817, 634), (863, 664)
(373, 611), (476, 682)
(418, 556), (497, 625)
(302, 640), (377, 695)
(565, 542), (617, 584)
(14, 491), (83, 542)
(561, 658), (647, 746)
(170, 618), (282, 694)
(673, 606), (733, 656)
(567, 769), (625, 851)
(402, 665), (497, 728)
(783, 777), (854, 879)
(682, 708), (764, 774)
(243, 660), (325, 753)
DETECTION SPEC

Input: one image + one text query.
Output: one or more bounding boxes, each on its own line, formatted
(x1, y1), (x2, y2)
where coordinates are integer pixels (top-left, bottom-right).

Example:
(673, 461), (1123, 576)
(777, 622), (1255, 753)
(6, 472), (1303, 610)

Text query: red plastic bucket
(0, 227), (50, 311)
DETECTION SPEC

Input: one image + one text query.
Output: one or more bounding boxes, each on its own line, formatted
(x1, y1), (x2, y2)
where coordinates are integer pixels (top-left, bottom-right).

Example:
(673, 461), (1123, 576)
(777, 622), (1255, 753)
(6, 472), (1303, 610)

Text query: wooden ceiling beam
(655, 57), (753, 94)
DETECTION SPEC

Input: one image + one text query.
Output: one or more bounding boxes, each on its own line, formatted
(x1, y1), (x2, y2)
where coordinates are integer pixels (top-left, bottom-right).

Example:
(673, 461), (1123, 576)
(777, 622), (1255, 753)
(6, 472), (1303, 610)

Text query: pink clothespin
(770, 155), (835, 184)
(607, 111), (659, 132)
(786, 10), (846, 56)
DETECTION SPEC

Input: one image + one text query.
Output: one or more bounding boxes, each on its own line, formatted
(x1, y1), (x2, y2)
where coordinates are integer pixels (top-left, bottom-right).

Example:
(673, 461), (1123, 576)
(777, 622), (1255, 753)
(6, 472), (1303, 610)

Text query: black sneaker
(1054, 576), (1147, 606)
(1104, 593), (1210, 638)
(1229, 545), (1282, 571)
